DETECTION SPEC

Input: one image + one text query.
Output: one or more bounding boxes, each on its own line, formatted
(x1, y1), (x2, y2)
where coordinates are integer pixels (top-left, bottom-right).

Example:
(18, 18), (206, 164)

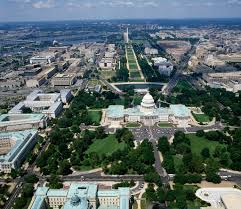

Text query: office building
(145, 47), (158, 55)
(0, 114), (48, 132)
(158, 65), (174, 76)
(99, 58), (115, 69)
(30, 55), (55, 65)
(9, 90), (72, 118)
(51, 73), (77, 87)
(0, 130), (38, 173)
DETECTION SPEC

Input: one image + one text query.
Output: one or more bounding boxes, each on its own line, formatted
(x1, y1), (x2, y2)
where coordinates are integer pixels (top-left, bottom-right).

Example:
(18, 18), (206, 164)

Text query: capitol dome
(141, 92), (155, 108)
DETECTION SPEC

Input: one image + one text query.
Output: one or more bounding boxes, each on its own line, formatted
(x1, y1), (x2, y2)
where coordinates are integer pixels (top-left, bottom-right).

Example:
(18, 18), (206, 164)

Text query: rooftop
(170, 104), (190, 117)
(0, 130), (37, 162)
(106, 105), (124, 118)
(0, 113), (45, 122)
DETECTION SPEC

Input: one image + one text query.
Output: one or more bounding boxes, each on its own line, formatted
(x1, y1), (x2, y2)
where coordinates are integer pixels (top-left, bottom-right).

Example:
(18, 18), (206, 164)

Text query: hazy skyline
(1, 0), (241, 22)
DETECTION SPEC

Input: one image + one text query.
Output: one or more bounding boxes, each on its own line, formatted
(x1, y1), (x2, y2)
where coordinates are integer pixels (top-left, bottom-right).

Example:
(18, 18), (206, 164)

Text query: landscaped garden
(88, 110), (102, 125)
(192, 112), (211, 123)
(125, 122), (142, 128)
(157, 122), (174, 128)
(126, 44), (143, 81)
(86, 135), (127, 156)
(186, 133), (227, 157)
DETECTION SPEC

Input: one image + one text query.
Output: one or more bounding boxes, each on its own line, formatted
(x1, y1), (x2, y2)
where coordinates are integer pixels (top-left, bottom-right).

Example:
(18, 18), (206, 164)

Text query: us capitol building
(102, 92), (192, 128)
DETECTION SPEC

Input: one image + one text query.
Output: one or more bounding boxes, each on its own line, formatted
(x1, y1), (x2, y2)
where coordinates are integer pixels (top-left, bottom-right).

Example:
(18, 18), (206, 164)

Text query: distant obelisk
(124, 28), (129, 44)
(126, 28), (129, 43)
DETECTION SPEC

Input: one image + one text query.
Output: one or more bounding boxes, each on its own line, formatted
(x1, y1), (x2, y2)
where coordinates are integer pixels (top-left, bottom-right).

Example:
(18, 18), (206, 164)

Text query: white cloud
(227, 0), (241, 5)
(32, 0), (56, 9)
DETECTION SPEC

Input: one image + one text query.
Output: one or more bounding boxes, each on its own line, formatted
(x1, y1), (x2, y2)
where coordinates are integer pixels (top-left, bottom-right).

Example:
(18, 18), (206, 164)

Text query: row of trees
(112, 56), (129, 82)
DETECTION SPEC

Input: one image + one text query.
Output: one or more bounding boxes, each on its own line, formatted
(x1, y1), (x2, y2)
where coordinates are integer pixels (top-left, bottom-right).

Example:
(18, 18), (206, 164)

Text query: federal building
(102, 92), (192, 128)
(0, 113), (48, 132)
(28, 183), (130, 209)
(9, 89), (73, 118)
(0, 130), (38, 173)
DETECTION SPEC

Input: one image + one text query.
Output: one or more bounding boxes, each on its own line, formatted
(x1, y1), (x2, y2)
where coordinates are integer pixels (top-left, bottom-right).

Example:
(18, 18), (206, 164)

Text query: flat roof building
(0, 113), (48, 132)
(9, 90), (73, 118)
(51, 73), (77, 87)
(30, 55), (55, 65)
(28, 183), (130, 209)
(0, 130), (38, 173)
(25, 66), (57, 88)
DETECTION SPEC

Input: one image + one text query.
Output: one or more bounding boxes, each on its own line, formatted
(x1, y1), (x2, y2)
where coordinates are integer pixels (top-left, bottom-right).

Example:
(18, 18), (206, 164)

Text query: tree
(22, 183), (34, 197)
(71, 125), (80, 133)
(201, 147), (210, 159)
(206, 171), (221, 184)
(13, 197), (27, 209)
(144, 172), (162, 186)
(158, 136), (170, 154)
(58, 160), (72, 175)
(96, 127), (106, 139)
(145, 184), (157, 201)
(24, 174), (39, 184)
(48, 175), (63, 189)
(175, 194), (187, 209)
(196, 130), (205, 137)
(10, 169), (19, 179)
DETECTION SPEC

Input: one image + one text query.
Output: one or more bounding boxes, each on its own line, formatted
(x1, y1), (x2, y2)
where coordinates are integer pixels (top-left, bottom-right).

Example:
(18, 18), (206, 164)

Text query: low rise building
(49, 46), (70, 53)
(0, 114), (48, 132)
(28, 183), (130, 209)
(99, 58), (115, 69)
(26, 76), (46, 88)
(25, 66), (57, 88)
(152, 57), (168, 67)
(203, 71), (241, 84)
(0, 78), (25, 89)
(9, 90), (72, 118)
(22, 67), (42, 77)
(158, 65), (174, 76)
(51, 73), (77, 87)
(0, 130), (38, 173)
(30, 55), (55, 65)
(145, 47), (158, 55)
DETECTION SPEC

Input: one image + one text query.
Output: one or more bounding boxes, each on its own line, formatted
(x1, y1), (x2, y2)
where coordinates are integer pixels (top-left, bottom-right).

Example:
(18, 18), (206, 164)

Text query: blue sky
(1, 0), (241, 22)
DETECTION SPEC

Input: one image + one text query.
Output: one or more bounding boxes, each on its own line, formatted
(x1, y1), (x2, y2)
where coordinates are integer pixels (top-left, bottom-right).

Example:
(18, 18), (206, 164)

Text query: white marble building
(102, 92), (192, 128)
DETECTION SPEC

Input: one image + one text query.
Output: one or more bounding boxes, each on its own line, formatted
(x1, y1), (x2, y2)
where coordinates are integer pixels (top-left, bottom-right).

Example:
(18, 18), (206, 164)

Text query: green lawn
(157, 122), (174, 128)
(86, 135), (126, 156)
(186, 134), (227, 157)
(126, 45), (142, 79)
(130, 71), (142, 78)
(88, 110), (102, 124)
(174, 80), (193, 92)
(192, 112), (211, 123)
(100, 70), (116, 79)
(173, 155), (183, 170)
(129, 63), (138, 70)
(125, 122), (141, 128)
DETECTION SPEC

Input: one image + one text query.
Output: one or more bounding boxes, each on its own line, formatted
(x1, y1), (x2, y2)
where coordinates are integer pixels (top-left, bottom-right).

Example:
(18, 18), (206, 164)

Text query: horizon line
(1, 17), (241, 24)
